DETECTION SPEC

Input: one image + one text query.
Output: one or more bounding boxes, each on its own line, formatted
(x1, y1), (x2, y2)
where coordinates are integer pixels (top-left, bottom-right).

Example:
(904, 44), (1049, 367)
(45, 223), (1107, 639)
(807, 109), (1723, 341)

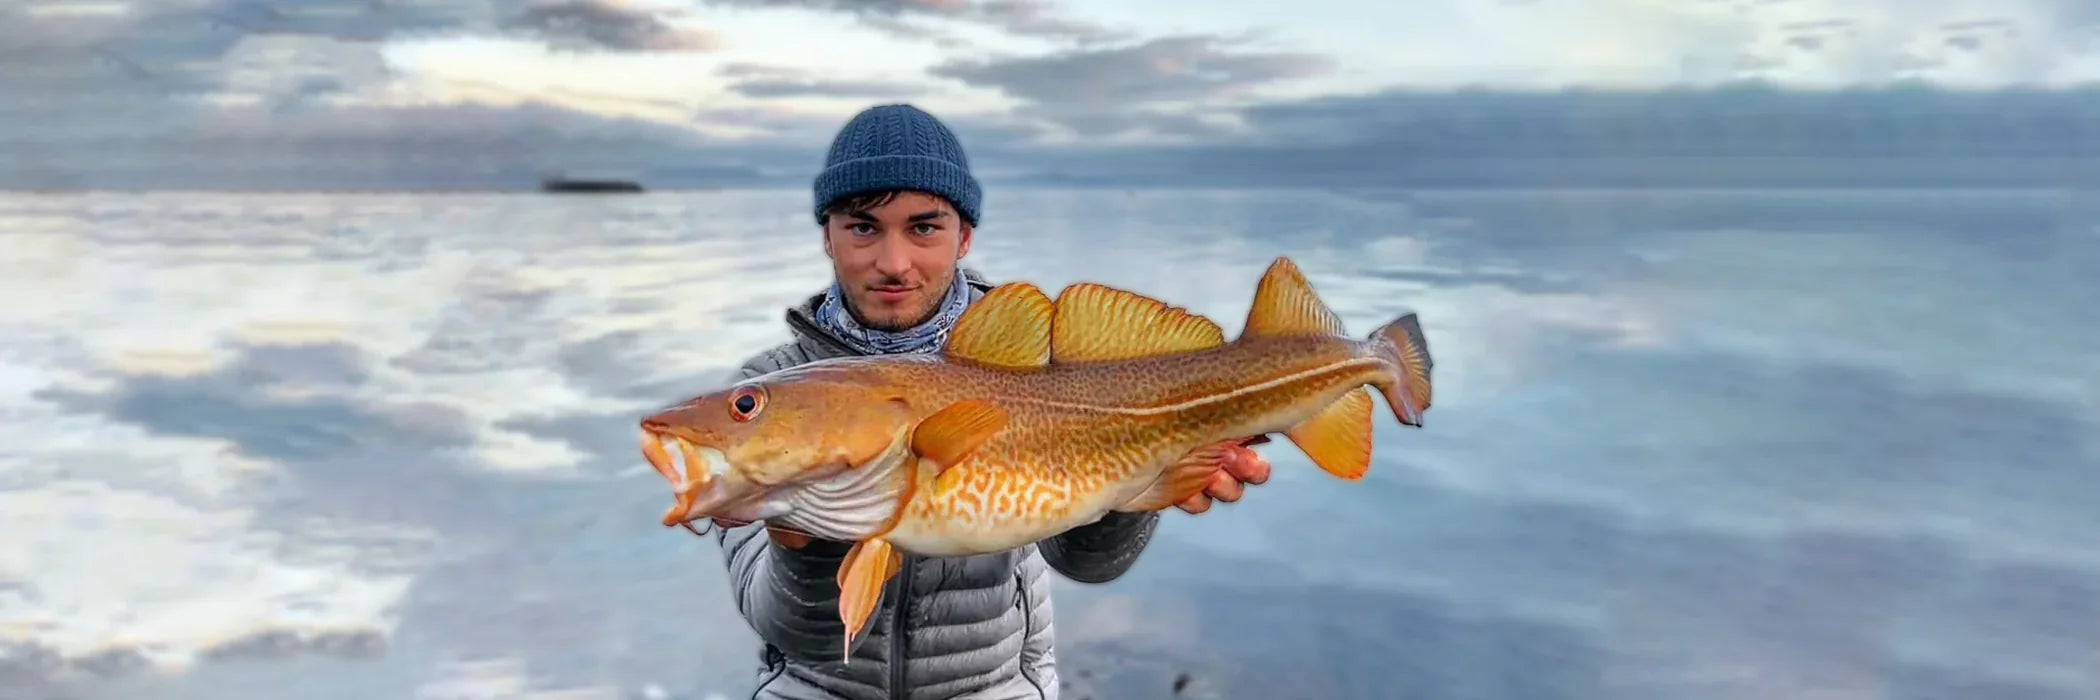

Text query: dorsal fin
(1049, 283), (1226, 362)
(944, 283), (1054, 369)
(1240, 256), (1347, 340)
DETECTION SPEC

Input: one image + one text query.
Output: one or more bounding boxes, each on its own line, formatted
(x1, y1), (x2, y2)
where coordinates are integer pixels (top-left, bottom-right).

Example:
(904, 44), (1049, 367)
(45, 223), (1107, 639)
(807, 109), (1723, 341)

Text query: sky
(5, 0), (2100, 190)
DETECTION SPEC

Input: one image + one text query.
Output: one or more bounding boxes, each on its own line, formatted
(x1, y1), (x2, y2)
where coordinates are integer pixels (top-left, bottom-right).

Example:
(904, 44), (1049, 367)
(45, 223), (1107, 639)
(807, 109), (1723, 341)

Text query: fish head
(638, 363), (918, 529)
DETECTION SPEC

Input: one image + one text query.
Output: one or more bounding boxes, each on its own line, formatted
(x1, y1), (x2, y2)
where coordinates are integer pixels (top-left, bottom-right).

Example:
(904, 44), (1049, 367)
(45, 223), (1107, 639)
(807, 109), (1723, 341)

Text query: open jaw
(639, 428), (771, 529)
(634, 425), (920, 542)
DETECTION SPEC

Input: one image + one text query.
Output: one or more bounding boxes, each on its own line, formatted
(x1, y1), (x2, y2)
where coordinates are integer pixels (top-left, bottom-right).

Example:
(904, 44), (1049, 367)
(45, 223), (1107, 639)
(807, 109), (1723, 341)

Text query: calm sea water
(1, 188), (2095, 700)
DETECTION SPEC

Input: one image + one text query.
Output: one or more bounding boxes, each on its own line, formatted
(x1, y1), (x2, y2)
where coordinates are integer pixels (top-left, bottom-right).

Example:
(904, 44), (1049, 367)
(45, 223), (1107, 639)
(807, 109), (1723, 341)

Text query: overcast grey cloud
(0, 0), (771, 190)
(503, 0), (720, 52)
(970, 0), (1122, 43)
(986, 85), (2100, 188)
(935, 35), (1332, 106)
(716, 62), (924, 99)
(930, 33), (1334, 137)
(6, 0), (2100, 190)
(700, 0), (1123, 43)
(729, 77), (922, 98)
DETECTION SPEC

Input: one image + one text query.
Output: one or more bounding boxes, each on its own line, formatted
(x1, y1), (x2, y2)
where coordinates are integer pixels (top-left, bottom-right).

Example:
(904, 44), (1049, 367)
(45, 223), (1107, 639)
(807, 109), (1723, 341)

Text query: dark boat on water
(540, 175), (644, 193)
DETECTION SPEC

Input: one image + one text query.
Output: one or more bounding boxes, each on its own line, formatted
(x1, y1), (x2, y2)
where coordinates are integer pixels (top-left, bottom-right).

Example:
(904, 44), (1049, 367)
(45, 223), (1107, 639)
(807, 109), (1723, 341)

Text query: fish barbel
(637, 256), (1434, 660)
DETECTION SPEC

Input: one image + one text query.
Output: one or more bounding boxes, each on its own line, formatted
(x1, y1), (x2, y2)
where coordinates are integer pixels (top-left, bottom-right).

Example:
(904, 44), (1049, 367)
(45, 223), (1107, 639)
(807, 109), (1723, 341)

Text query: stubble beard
(848, 277), (953, 332)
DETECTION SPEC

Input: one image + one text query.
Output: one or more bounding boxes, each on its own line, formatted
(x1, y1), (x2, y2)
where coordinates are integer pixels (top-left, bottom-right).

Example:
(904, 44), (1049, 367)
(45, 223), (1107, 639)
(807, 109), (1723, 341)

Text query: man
(711, 103), (1272, 699)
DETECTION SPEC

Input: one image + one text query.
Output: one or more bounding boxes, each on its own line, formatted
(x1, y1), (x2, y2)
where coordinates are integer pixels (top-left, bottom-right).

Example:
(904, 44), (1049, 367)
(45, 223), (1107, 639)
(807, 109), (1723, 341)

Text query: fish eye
(729, 385), (766, 422)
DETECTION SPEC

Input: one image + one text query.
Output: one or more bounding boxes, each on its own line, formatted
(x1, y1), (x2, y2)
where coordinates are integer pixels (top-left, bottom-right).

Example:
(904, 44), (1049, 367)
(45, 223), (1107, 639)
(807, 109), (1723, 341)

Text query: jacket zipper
(1016, 571), (1048, 700)
(889, 554), (916, 699)
(782, 288), (990, 700)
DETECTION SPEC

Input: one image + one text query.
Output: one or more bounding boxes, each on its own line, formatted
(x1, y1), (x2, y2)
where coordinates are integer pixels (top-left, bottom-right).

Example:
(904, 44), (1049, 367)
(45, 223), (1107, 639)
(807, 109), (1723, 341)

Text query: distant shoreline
(9, 156), (2096, 194)
(1, 182), (2090, 195)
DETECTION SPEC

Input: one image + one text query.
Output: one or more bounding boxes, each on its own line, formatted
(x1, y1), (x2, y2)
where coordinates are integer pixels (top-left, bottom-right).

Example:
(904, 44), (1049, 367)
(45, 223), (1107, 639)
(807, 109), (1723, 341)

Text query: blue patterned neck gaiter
(814, 274), (973, 356)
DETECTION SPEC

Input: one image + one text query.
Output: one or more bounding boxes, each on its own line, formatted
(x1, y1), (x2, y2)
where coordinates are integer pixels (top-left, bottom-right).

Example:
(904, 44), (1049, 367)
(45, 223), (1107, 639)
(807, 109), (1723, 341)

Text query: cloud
(715, 62), (926, 99)
(1, 99), (781, 191)
(971, 0), (1123, 43)
(700, 0), (1122, 43)
(932, 34), (1332, 104)
(929, 34), (1332, 138)
(503, 0), (721, 52)
(974, 85), (2100, 187)
(0, 0), (774, 190)
(36, 342), (478, 462)
(12, 0), (2100, 190)
(730, 77), (920, 98)
(1248, 0), (2100, 90)
(181, 0), (480, 43)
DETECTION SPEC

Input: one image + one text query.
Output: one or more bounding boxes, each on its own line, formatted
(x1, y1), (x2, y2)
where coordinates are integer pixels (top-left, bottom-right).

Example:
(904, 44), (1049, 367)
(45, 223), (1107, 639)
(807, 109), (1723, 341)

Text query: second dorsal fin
(944, 282), (1055, 369)
(1050, 283), (1226, 362)
(1240, 256), (1347, 339)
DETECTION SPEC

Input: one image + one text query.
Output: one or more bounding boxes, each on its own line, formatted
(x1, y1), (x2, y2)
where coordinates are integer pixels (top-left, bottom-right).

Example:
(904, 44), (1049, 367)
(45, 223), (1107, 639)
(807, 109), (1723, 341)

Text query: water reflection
(1, 188), (2093, 699)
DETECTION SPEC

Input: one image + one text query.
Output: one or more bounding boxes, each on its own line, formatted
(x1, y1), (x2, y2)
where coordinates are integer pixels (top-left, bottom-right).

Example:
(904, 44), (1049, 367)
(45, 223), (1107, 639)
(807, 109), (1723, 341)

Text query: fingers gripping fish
(635, 256), (1436, 661)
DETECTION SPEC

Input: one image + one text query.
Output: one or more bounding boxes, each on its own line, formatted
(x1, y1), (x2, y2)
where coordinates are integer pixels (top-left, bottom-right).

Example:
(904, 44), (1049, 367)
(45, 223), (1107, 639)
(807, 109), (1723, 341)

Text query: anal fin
(1116, 441), (1251, 512)
(1283, 387), (1375, 480)
(835, 537), (902, 663)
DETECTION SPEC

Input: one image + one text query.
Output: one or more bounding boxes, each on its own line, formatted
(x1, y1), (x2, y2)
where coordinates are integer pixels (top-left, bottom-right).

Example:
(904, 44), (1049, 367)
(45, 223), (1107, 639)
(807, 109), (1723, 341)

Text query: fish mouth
(639, 428), (752, 528)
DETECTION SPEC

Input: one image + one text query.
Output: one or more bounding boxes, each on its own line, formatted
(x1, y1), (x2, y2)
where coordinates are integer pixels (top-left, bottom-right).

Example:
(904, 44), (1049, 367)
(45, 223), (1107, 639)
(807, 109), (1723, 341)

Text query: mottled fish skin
(870, 334), (1393, 556)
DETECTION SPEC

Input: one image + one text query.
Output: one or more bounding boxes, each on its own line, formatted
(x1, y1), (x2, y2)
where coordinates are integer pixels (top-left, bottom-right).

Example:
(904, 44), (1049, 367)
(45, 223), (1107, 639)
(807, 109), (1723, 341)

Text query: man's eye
(912, 223), (937, 235)
(849, 223), (876, 235)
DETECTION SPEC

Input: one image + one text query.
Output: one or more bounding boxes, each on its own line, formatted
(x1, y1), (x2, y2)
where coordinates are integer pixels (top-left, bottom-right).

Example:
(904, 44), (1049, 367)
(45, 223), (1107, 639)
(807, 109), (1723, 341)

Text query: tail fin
(1240, 257), (1347, 340)
(1370, 313), (1434, 427)
(1242, 257), (1375, 480)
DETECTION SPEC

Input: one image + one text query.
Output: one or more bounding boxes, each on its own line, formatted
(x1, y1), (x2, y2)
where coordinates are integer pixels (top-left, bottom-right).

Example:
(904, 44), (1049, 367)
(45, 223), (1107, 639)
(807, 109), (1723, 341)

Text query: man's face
(821, 190), (974, 331)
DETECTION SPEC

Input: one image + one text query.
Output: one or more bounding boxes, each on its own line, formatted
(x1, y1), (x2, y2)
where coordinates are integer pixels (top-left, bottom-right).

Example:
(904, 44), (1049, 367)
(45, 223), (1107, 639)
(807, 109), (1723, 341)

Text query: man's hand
(1175, 436), (1273, 515)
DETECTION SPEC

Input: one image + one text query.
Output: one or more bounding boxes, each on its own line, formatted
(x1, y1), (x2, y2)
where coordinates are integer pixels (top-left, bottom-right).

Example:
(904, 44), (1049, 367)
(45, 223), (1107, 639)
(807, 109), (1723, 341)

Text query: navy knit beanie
(813, 104), (982, 226)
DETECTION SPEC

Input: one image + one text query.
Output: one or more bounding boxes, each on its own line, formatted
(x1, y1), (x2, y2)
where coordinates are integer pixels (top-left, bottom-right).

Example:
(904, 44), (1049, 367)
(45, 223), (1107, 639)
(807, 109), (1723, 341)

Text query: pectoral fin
(1116, 440), (1255, 512)
(835, 537), (902, 663)
(910, 400), (1008, 468)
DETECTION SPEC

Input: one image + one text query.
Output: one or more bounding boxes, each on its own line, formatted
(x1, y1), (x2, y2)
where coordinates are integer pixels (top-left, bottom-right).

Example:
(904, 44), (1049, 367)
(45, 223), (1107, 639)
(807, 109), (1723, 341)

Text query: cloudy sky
(5, 0), (2100, 189)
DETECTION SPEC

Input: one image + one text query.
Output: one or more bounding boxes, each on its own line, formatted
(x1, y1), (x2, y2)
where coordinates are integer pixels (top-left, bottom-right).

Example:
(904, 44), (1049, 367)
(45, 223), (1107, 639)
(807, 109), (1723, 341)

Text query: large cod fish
(638, 256), (1434, 659)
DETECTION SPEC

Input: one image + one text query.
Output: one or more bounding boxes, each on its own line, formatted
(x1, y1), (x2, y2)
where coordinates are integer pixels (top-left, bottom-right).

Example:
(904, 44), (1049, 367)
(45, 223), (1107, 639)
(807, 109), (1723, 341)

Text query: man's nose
(871, 233), (912, 277)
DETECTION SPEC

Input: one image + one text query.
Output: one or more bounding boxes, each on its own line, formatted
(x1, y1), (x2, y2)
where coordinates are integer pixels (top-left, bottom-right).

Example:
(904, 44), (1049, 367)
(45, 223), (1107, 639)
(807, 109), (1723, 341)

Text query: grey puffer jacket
(714, 269), (1162, 700)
